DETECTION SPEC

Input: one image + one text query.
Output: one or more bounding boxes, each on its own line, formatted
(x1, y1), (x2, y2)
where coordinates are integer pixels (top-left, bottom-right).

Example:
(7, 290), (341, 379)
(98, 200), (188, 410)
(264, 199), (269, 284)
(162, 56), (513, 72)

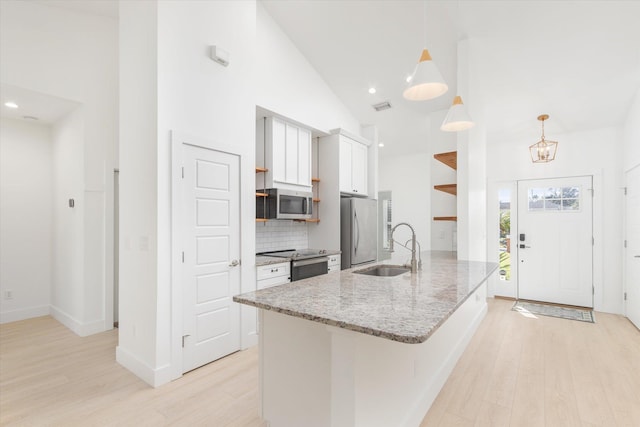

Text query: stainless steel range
(258, 249), (329, 281)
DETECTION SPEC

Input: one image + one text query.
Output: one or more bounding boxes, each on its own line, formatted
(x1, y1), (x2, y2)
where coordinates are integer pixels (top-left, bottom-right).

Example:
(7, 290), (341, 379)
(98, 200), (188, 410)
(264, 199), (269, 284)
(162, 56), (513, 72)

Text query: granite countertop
(236, 251), (498, 344)
(256, 256), (290, 267)
(255, 250), (342, 267)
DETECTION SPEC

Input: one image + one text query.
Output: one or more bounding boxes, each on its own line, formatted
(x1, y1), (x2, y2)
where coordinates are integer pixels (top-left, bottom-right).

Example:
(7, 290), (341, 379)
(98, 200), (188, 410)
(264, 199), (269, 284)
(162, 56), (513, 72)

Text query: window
(528, 186), (580, 212)
(498, 189), (511, 281)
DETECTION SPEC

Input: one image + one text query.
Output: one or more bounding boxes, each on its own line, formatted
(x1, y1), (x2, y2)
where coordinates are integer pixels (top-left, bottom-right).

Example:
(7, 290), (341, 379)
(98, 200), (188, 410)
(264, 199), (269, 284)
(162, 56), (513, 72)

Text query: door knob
(229, 259), (240, 267)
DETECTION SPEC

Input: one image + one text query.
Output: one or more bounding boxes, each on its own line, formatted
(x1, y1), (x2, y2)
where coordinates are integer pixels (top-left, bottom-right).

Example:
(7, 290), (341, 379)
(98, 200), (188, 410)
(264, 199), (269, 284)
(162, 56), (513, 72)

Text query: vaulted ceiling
(262, 0), (640, 156)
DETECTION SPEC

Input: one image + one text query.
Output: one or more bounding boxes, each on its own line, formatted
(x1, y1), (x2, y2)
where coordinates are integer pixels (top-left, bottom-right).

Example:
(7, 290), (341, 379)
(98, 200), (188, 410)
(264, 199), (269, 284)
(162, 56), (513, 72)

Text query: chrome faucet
(405, 238), (422, 271)
(389, 222), (419, 274)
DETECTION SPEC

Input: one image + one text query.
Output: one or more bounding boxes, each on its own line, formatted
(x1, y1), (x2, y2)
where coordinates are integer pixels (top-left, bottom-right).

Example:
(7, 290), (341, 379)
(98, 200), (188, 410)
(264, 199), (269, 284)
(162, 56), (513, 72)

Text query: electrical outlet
(4, 290), (13, 300)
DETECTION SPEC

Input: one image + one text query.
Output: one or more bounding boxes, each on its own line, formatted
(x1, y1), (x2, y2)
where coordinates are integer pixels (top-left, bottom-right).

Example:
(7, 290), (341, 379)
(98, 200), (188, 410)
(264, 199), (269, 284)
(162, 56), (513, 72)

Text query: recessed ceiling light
(378, 143), (385, 147)
(4, 101), (18, 109)
(368, 87), (376, 94)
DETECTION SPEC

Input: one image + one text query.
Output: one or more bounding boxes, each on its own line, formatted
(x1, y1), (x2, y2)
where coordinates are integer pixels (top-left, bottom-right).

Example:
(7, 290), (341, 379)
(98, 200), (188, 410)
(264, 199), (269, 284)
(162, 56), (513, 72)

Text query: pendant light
(440, 96), (474, 131)
(403, 1), (448, 101)
(529, 114), (558, 163)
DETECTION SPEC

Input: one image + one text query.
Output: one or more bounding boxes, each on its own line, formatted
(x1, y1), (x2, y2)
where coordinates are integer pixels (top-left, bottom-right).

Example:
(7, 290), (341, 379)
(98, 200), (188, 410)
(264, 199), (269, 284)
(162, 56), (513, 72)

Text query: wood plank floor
(1, 298), (638, 426)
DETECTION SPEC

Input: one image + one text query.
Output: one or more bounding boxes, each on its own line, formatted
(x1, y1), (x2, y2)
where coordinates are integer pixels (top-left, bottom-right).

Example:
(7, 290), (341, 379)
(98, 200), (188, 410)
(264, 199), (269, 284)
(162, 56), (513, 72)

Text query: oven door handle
(292, 257), (329, 268)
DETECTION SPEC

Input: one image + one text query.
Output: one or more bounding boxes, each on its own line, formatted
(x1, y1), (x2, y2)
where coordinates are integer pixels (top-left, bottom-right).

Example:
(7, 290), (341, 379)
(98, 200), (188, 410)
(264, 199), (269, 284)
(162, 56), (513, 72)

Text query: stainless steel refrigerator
(340, 198), (378, 269)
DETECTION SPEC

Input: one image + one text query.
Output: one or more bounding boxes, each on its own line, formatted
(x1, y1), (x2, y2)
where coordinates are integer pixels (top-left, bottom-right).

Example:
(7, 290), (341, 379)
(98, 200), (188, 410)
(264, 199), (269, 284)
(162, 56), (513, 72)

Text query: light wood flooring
(1, 298), (639, 426)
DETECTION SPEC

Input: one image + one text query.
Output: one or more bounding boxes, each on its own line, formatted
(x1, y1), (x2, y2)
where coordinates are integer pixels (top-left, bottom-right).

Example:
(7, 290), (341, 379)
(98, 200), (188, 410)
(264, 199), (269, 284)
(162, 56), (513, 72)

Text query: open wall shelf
(433, 151), (457, 170)
(433, 216), (457, 222)
(434, 184), (457, 196)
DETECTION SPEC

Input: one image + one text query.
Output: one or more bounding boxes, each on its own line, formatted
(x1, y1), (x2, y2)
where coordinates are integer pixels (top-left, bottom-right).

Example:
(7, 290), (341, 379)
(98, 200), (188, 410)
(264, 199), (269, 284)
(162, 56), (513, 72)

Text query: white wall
(256, 2), (360, 136)
(50, 108), (87, 333)
(0, 1), (118, 333)
(118, 0), (160, 384)
(622, 88), (640, 171)
(118, 0), (257, 386)
(378, 152), (432, 256)
(0, 119), (52, 322)
(486, 126), (624, 314)
(456, 39), (487, 262)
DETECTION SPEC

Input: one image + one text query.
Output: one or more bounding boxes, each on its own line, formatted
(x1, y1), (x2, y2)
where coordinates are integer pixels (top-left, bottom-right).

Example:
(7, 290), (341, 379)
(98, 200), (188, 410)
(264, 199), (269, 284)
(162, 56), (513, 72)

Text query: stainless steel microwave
(256, 188), (313, 220)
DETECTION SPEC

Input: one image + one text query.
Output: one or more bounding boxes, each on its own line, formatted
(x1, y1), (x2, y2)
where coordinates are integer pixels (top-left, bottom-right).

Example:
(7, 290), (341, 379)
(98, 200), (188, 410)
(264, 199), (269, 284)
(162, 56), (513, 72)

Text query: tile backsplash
(256, 220), (308, 252)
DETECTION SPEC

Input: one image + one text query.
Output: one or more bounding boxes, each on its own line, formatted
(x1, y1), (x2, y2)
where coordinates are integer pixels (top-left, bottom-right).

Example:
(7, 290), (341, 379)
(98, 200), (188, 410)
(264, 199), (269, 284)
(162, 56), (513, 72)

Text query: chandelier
(529, 114), (558, 163)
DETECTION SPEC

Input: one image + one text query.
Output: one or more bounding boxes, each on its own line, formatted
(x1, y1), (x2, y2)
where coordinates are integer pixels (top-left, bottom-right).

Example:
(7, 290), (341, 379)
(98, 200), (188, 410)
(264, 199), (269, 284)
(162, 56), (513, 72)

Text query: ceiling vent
(372, 101), (392, 112)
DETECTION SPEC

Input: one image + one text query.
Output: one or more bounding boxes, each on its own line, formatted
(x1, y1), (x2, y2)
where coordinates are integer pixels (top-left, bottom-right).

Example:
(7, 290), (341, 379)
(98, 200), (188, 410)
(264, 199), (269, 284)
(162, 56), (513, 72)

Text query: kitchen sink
(353, 265), (411, 277)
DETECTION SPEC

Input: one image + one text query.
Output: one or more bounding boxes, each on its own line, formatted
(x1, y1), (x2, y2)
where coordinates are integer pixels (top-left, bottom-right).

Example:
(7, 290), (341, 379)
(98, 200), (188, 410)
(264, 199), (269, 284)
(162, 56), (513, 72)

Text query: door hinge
(182, 334), (190, 347)
(624, 240), (627, 248)
(182, 252), (185, 263)
(623, 187), (627, 196)
(592, 237), (595, 246)
(181, 166), (184, 179)
(624, 292), (627, 301)
(592, 287), (595, 295)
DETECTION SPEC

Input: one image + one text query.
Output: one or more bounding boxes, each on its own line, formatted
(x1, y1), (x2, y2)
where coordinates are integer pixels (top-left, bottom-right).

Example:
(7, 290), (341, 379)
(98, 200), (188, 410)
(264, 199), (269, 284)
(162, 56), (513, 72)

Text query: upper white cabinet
(257, 117), (312, 191)
(339, 135), (368, 196)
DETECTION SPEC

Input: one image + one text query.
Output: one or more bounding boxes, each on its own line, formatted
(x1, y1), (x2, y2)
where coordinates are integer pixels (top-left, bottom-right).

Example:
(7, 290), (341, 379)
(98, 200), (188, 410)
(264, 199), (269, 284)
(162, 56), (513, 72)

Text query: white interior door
(182, 144), (240, 373)
(625, 166), (640, 328)
(517, 176), (593, 307)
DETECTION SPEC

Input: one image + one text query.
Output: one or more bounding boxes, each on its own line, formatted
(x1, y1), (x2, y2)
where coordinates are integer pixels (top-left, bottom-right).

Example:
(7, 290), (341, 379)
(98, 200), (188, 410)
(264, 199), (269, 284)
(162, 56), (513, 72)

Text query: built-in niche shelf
(434, 184), (457, 196)
(433, 216), (458, 222)
(310, 177), (320, 223)
(433, 151), (457, 170)
(255, 167), (269, 173)
(432, 151), (457, 226)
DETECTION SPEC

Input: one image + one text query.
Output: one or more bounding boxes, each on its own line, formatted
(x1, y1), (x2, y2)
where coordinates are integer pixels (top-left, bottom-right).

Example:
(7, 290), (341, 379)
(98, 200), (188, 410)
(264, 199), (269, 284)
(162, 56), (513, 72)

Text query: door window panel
(528, 186), (581, 212)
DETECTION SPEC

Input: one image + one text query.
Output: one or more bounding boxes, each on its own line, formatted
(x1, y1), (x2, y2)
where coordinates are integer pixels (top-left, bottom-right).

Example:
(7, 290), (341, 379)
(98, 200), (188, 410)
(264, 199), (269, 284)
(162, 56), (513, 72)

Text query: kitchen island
(234, 251), (498, 427)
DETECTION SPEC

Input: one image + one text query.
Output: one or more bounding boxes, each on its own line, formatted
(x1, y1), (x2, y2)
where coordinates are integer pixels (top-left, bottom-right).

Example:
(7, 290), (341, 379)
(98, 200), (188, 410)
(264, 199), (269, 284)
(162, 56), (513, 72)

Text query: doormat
(512, 300), (595, 323)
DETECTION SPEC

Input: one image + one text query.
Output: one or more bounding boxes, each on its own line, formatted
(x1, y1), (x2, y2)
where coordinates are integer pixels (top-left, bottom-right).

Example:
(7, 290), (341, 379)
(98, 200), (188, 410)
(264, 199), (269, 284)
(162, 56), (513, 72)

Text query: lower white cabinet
(256, 262), (291, 334)
(257, 262), (291, 289)
(327, 254), (341, 273)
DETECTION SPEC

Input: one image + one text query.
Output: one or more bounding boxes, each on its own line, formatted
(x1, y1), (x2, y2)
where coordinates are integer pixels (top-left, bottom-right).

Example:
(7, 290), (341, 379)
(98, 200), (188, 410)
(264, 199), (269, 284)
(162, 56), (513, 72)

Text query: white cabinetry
(339, 135), (368, 196)
(327, 254), (341, 273)
(257, 117), (312, 192)
(257, 262), (291, 290)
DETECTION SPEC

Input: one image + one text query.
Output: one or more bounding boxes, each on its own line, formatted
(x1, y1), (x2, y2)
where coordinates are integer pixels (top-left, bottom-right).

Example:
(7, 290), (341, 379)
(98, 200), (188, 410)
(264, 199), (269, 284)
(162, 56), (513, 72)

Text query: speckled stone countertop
(255, 250), (342, 267)
(256, 256), (290, 267)
(236, 251), (498, 344)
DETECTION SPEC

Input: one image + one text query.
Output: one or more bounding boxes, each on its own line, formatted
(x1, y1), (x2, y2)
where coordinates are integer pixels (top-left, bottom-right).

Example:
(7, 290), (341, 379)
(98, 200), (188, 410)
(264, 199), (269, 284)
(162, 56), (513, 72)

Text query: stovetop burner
(257, 248), (329, 260)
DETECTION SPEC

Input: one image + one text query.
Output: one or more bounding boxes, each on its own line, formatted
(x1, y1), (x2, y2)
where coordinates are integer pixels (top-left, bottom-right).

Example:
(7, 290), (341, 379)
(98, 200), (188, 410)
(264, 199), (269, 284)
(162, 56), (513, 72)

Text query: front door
(517, 176), (593, 307)
(626, 166), (640, 329)
(181, 143), (241, 373)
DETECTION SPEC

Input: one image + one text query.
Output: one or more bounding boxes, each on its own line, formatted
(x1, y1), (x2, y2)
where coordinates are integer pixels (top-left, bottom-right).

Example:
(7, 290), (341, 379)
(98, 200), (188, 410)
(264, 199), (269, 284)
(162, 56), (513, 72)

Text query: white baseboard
(50, 305), (106, 337)
(116, 345), (173, 388)
(0, 305), (50, 324)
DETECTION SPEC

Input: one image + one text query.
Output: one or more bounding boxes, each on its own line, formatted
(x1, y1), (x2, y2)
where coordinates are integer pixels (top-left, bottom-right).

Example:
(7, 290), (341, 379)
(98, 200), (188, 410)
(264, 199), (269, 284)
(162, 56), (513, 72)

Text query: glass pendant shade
(403, 49), (448, 101)
(529, 114), (558, 163)
(441, 96), (474, 131)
